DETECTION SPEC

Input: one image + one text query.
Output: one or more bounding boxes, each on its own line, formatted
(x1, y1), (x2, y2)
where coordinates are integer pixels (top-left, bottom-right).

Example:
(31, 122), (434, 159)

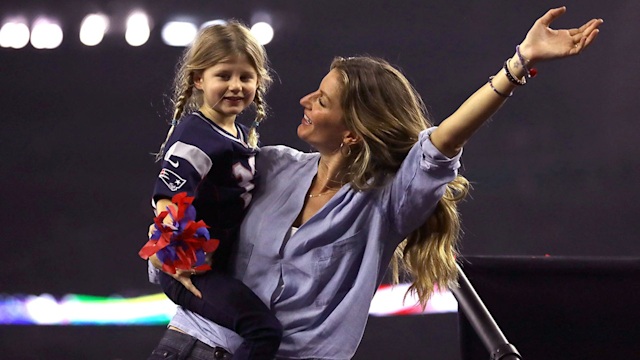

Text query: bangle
(488, 76), (512, 98)
(515, 45), (538, 78)
(503, 59), (526, 86)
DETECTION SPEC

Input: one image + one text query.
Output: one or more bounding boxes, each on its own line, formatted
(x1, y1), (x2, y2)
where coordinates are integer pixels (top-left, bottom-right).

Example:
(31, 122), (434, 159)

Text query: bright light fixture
(161, 21), (197, 47)
(79, 14), (109, 46)
(0, 21), (30, 49)
(30, 18), (63, 49)
(125, 11), (150, 47)
(200, 19), (227, 29)
(250, 22), (274, 46)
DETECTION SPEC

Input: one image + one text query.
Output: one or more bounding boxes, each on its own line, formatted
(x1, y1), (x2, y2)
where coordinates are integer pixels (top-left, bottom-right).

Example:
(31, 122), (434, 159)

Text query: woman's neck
(315, 154), (348, 190)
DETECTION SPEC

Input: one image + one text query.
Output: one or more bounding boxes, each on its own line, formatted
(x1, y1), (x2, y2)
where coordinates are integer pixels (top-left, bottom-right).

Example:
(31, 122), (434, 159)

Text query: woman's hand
(519, 7), (603, 66)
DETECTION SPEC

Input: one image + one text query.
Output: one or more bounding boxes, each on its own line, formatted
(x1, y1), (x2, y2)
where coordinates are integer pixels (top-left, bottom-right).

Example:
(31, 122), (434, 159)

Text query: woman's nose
(300, 92), (312, 107)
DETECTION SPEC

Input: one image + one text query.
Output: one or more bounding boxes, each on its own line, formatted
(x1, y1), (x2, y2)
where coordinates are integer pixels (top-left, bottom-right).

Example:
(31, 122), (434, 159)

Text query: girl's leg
(159, 271), (282, 360)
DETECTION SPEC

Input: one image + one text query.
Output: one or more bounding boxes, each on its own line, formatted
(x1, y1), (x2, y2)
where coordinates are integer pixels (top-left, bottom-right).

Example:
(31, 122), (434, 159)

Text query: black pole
(451, 263), (522, 360)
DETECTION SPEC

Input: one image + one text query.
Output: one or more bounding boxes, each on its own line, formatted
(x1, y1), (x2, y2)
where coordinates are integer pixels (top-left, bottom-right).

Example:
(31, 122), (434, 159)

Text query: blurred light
(250, 12), (273, 26)
(125, 11), (150, 46)
(30, 18), (63, 49)
(0, 21), (30, 49)
(25, 294), (64, 324)
(1, 285), (454, 325)
(200, 19), (227, 29)
(79, 13), (109, 46)
(161, 21), (197, 47)
(250, 22), (274, 45)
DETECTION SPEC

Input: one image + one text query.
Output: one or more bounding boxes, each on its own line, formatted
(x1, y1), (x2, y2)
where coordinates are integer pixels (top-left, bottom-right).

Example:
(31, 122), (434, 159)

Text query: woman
(147, 7), (602, 360)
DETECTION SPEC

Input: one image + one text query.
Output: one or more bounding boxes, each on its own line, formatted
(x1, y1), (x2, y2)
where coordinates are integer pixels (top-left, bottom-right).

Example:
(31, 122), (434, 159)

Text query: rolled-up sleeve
(148, 261), (160, 284)
(383, 127), (462, 236)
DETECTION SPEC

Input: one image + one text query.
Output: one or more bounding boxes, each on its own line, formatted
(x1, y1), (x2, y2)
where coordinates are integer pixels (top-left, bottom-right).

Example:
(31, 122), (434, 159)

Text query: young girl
(144, 21), (282, 360)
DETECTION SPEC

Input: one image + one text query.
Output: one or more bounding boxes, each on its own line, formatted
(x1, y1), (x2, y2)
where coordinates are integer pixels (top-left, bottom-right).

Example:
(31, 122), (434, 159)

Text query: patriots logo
(159, 168), (187, 191)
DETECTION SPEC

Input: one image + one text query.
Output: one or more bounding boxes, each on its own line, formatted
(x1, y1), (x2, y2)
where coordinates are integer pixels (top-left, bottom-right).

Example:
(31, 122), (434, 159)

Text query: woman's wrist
(516, 43), (537, 67)
(507, 45), (539, 83)
(507, 55), (528, 80)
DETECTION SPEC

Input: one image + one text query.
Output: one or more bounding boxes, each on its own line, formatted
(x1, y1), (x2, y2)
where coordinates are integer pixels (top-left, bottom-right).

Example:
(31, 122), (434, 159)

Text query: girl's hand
(519, 7), (603, 66)
(171, 268), (205, 298)
(147, 217), (207, 299)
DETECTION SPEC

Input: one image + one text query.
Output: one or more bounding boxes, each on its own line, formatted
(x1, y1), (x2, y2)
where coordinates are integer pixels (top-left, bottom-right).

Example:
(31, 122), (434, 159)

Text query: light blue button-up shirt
(149, 127), (461, 359)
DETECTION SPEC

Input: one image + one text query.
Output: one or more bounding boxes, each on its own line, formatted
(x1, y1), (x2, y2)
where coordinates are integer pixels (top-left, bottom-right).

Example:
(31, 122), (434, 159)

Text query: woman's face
(297, 69), (349, 153)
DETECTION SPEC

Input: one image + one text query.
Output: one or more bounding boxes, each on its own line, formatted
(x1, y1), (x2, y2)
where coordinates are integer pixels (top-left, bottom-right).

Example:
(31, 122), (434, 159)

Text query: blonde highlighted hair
(156, 20), (272, 160)
(330, 56), (470, 306)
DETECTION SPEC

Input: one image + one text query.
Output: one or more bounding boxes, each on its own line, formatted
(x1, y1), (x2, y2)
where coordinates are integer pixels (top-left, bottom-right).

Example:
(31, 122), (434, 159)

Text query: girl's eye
(318, 98), (325, 107)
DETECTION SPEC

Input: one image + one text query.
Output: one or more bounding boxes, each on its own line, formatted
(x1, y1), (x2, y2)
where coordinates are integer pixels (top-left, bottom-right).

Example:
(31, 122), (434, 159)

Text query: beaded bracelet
(503, 59), (526, 86)
(515, 45), (538, 78)
(488, 76), (513, 98)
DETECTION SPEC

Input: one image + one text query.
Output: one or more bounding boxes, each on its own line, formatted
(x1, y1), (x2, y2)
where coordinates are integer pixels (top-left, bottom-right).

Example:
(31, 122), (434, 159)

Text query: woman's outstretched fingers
(538, 6), (567, 27)
(573, 18), (603, 54)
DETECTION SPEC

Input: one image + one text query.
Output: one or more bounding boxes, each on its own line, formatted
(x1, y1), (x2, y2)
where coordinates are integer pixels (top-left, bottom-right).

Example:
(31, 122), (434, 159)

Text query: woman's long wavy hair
(156, 20), (272, 159)
(330, 56), (470, 306)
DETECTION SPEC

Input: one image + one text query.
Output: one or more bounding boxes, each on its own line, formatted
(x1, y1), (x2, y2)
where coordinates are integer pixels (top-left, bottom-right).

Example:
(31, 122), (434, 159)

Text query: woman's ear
(343, 131), (362, 146)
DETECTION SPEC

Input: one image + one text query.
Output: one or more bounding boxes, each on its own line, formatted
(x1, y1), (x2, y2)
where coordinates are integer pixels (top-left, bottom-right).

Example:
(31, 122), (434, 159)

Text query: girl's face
(298, 69), (349, 152)
(195, 55), (258, 124)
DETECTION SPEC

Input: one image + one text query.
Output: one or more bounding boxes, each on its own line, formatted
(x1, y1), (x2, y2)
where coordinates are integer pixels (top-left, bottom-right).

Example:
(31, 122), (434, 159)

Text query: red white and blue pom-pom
(138, 192), (219, 274)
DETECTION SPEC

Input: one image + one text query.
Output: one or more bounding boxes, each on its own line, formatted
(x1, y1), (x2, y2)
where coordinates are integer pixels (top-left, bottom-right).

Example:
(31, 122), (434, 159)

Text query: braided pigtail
(247, 86), (268, 149)
(155, 79), (195, 162)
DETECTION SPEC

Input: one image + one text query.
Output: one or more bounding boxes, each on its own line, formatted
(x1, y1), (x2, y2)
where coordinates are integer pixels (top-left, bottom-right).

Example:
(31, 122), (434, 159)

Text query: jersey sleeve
(152, 118), (213, 206)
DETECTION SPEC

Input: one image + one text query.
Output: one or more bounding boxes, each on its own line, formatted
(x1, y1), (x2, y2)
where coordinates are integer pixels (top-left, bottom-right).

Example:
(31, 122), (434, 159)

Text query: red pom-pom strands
(138, 192), (219, 274)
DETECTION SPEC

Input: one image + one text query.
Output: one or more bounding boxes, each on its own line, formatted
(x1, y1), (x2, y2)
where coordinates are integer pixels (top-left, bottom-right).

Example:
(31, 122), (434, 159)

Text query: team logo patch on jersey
(159, 168), (187, 191)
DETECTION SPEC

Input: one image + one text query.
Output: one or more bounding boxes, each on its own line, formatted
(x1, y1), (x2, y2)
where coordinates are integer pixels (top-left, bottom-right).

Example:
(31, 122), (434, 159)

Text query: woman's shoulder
(260, 145), (318, 161)
(256, 145), (319, 173)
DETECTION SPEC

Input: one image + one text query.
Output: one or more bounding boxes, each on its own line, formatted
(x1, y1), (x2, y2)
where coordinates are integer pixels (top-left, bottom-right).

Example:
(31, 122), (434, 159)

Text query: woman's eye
(318, 97), (325, 107)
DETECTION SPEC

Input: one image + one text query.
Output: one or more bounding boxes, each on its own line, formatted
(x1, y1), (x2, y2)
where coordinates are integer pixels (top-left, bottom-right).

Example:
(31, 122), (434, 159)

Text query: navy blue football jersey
(152, 112), (258, 268)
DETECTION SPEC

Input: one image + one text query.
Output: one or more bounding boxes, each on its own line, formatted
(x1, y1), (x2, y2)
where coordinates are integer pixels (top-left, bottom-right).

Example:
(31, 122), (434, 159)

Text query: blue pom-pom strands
(138, 192), (219, 274)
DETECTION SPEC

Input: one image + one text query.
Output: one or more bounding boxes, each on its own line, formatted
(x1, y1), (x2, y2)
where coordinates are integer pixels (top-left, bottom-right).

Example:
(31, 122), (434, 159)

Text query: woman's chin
(296, 125), (308, 140)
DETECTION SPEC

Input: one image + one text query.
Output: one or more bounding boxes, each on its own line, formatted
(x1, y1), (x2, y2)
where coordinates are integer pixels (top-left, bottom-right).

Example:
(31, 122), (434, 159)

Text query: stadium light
(30, 17), (63, 49)
(250, 22), (274, 46)
(79, 14), (109, 46)
(200, 19), (227, 29)
(0, 20), (30, 49)
(125, 11), (150, 46)
(161, 21), (197, 47)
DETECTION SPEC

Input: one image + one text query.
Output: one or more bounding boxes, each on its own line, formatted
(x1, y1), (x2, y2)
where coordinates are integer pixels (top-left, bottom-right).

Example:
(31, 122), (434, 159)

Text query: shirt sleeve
(381, 126), (463, 236)
(152, 120), (213, 204)
(147, 260), (160, 284)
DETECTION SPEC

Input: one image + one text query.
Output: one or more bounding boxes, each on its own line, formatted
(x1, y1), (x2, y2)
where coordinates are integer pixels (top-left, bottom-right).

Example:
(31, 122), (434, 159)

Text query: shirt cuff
(419, 127), (462, 171)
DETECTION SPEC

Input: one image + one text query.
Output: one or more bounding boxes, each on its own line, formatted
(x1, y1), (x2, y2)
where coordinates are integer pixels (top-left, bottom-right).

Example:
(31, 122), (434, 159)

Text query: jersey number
(232, 156), (256, 208)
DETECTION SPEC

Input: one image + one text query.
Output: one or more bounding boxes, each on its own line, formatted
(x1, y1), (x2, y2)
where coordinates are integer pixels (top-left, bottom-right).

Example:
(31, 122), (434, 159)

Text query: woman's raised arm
(430, 7), (603, 157)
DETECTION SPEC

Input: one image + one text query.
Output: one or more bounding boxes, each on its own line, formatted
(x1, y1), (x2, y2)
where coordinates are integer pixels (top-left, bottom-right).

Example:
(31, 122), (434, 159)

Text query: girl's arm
(431, 7), (603, 157)
(149, 198), (204, 298)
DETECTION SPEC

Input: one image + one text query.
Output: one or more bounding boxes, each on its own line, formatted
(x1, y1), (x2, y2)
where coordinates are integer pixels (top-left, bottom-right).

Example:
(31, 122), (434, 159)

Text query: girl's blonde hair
(330, 56), (470, 306)
(156, 20), (272, 159)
